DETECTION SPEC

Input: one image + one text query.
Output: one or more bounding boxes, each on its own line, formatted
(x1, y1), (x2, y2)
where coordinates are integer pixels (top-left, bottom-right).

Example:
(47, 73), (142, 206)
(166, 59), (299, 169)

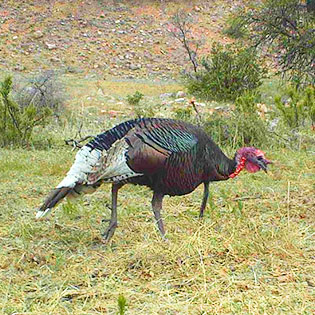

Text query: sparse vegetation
(185, 43), (267, 102)
(275, 85), (315, 128)
(0, 76), (52, 147)
(126, 91), (144, 107)
(127, 91), (156, 117)
(0, 0), (314, 314)
(168, 9), (201, 73)
(13, 71), (65, 117)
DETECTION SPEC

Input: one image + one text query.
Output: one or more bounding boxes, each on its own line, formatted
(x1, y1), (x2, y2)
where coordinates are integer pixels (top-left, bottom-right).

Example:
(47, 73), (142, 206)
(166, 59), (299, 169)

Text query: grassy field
(0, 77), (314, 314)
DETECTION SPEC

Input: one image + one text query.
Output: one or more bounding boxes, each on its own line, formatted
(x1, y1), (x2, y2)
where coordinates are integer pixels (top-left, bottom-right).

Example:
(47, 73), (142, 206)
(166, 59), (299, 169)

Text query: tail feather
(36, 145), (103, 220)
(36, 187), (72, 219)
(39, 187), (72, 211)
(36, 182), (102, 219)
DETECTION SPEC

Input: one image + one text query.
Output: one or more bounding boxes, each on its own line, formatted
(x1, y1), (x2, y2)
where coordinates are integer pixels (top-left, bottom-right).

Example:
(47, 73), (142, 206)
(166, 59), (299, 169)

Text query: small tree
(0, 76), (52, 147)
(167, 9), (202, 73)
(185, 43), (267, 102)
(274, 85), (315, 128)
(244, 0), (315, 85)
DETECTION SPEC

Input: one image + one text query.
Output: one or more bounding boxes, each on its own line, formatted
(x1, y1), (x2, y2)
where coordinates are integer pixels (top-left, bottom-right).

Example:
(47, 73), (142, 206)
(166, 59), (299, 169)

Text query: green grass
(0, 145), (314, 314)
(0, 72), (314, 314)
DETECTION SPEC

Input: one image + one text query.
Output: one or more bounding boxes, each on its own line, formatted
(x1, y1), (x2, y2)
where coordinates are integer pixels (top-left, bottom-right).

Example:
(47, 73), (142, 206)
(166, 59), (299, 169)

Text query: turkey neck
(203, 142), (237, 181)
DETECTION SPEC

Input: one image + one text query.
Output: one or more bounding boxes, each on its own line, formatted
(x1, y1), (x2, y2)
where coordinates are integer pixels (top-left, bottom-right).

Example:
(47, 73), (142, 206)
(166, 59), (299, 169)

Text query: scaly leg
(151, 191), (166, 239)
(199, 182), (209, 219)
(102, 183), (123, 242)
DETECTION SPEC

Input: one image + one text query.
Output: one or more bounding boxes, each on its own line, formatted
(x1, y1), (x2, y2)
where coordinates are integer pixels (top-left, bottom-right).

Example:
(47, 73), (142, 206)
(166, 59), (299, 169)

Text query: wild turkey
(36, 118), (272, 241)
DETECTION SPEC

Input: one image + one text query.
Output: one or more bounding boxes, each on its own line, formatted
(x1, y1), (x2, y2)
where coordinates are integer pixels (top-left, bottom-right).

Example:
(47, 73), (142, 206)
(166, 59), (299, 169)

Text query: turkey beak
(258, 159), (268, 173)
(249, 157), (272, 173)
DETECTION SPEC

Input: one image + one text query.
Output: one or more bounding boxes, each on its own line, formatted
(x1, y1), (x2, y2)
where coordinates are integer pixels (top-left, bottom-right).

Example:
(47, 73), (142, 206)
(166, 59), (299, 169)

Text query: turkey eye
(257, 156), (263, 160)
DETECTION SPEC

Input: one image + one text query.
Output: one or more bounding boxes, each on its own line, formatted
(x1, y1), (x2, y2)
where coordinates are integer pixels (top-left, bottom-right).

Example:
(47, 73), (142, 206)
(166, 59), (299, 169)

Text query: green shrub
(202, 112), (230, 145)
(127, 91), (157, 118)
(274, 85), (315, 128)
(13, 71), (65, 117)
(223, 13), (248, 39)
(202, 92), (269, 148)
(0, 76), (52, 147)
(185, 43), (266, 102)
(234, 90), (261, 114)
(127, 91), (144, 107)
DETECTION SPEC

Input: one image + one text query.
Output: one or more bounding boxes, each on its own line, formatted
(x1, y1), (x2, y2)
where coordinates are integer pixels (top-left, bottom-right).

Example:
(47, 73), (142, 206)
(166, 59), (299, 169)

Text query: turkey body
(37, 118), (238, 241)
(86, 118), (236, 195)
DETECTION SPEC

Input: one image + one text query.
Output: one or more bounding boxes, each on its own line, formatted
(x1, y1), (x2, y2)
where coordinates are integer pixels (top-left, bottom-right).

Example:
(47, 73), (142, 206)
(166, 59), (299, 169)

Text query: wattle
(245, 162), (260, 173)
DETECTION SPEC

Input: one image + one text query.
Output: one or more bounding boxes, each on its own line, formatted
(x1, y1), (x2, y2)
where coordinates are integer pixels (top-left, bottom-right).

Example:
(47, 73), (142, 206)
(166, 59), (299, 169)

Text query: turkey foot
(102, 221), (117, 241)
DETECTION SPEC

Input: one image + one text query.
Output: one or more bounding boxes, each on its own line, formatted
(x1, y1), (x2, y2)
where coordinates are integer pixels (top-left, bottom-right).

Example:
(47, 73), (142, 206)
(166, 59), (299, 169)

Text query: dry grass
(0, 141), (314, 314)
(63, 75), (182, 109)
(0, 74), (314, 314)
(1, 0), (314, 312)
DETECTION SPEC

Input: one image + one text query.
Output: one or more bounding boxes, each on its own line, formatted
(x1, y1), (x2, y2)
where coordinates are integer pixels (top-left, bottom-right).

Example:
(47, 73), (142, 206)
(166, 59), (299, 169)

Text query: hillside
(0, 1), (314, 314)
(0, 0), (241, 79)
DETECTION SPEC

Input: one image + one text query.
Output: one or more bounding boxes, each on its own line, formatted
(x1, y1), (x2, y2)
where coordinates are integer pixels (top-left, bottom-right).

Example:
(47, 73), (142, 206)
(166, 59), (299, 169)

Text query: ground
(0, 0), (314, 314)
(0, 145), (314, 313)
(0, 0), (238, 79)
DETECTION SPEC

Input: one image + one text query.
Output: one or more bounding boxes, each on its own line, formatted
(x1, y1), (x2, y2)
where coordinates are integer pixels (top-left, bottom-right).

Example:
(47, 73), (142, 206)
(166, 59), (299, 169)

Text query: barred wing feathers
(36, 119), (141, 219)
(36, 118), (199, 219)
(86, 119), (198, 182)
(125, 119), (198, 175)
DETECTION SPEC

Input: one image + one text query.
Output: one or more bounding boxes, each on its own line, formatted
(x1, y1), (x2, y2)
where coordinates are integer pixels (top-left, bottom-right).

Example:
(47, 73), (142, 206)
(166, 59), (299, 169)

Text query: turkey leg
(151, 192), (166, 239)
(102, 183), (122, 242)
(199, 182), (209, 218)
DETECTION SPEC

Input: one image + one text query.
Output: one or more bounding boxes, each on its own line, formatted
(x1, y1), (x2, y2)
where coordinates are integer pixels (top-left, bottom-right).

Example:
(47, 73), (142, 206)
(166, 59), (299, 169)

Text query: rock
(197, 102), (206, 107)
(14, 64), (26, 71)
(46, 42), (57, 50)
(125, 53), (133, 59)
(175, 98), (186, 103)
(159, 92), (174, 99)
(129, 63), (141, 70)
(176, 91), (186, 98)
(51, 56), (60, 62)
(33, 30), (44, 39)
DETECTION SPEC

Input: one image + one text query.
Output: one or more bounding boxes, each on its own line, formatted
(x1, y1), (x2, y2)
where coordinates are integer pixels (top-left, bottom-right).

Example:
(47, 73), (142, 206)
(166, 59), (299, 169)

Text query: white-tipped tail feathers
(36, 147), (102, 219)
(36, 208), (52, 220)
(57, 146), (102, 188)
(36, 140), (142, 219)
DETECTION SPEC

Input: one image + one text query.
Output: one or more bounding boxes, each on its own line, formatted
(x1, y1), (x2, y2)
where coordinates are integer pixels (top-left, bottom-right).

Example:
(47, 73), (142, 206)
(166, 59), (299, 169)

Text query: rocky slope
(0, 0), (244, 79)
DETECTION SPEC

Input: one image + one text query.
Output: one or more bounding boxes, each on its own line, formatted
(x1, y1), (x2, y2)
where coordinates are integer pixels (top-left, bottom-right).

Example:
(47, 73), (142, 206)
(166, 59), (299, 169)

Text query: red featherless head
(230, 147), (272, 178)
